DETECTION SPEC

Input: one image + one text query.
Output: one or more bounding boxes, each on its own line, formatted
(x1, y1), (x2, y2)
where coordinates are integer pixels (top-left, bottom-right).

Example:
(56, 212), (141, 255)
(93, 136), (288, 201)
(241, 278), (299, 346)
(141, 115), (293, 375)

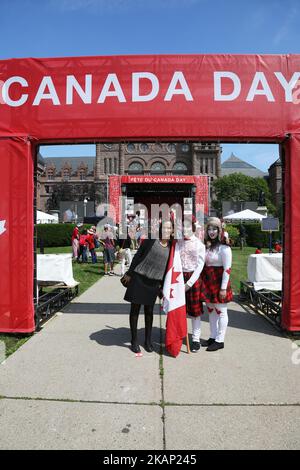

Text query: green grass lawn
(72, 260), (104, 294)
(37, 246), (76, 254)
(0, 334), (31, 360)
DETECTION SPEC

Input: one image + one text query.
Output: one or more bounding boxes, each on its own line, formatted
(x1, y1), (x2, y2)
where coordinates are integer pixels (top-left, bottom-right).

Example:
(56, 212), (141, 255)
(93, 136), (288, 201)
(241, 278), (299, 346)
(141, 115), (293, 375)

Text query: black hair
(159, 219), (174, 241)
(205, 222), (231, 248)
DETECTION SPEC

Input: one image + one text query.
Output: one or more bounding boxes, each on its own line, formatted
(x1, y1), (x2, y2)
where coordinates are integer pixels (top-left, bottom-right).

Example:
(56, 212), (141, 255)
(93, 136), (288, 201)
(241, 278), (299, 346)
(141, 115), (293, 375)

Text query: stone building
(38, 142), (221, 219)
(268, 158), (282, 209)
(221, 153), (268, 178)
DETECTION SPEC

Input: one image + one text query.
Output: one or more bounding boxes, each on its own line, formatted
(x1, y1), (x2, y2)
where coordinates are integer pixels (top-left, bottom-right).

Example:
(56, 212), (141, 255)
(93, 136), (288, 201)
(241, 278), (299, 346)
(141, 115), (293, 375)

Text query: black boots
(131, 343), (141, 354)
(206, 341), (224, 351)
(206, 338), (215, 347)
(130, 304), (141, 353)
(129, 304), (154, 353)
(144, 306), (154, 353)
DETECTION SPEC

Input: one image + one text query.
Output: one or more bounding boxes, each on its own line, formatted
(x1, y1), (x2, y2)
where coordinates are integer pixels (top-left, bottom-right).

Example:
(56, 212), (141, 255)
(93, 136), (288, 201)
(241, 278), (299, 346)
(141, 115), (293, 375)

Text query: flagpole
(186, 317), (190, 354)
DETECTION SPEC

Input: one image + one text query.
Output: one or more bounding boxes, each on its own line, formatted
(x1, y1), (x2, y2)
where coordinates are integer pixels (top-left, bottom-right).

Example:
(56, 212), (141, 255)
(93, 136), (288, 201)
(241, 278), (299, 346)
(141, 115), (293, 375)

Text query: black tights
(129, 303), (154, 347)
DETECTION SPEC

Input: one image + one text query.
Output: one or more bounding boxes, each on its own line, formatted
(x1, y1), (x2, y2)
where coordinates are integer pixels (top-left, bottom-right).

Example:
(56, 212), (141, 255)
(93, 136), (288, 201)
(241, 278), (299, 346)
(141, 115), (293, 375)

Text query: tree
(212, 173), (276, 215)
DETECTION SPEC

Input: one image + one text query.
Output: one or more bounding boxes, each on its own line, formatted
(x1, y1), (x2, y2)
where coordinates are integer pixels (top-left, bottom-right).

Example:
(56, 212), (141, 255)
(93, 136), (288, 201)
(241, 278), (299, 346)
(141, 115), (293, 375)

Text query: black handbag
(120, 273), (130, 287)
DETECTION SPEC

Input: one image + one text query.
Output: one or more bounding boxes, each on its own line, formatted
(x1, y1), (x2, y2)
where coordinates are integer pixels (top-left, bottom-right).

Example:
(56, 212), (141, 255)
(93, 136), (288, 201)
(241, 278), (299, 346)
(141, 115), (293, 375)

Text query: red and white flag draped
(163, 240), (187, 357)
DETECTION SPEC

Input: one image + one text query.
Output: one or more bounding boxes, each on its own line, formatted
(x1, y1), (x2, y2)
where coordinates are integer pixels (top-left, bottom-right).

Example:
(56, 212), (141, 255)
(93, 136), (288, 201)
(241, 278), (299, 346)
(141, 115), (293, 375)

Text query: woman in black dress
(122, 220), (173, 353)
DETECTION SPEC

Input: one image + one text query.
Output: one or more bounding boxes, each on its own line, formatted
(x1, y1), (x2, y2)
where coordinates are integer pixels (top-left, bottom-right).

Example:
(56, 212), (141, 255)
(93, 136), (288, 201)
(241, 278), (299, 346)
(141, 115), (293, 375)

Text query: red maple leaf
(171, 267), (181, 284)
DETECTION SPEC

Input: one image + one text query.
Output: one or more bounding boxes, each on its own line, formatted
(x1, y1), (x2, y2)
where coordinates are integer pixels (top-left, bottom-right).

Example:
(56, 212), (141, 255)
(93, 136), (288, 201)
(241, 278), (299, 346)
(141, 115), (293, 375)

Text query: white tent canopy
(36, 210), (58, 224)
(223, 209), (267, 221)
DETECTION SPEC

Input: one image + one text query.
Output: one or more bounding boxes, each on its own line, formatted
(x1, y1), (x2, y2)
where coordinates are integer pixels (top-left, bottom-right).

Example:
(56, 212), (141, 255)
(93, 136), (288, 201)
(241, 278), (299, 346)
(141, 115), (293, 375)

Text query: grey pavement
(0, 263), (300, 450)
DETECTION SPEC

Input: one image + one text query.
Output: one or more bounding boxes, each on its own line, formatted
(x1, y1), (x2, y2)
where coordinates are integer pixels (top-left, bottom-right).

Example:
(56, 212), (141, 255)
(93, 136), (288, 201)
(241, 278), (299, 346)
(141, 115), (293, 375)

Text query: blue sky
(3, 0), (298, 170)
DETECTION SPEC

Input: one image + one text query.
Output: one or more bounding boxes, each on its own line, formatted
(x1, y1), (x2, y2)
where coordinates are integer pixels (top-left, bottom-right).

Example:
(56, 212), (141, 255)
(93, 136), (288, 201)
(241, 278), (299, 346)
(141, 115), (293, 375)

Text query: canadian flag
(163, 240), (187, 357)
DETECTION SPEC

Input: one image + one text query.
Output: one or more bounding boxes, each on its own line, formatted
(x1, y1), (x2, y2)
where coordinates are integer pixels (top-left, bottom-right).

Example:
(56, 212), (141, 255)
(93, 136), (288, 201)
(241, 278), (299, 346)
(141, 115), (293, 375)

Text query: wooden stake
(186, 334), (191, 354)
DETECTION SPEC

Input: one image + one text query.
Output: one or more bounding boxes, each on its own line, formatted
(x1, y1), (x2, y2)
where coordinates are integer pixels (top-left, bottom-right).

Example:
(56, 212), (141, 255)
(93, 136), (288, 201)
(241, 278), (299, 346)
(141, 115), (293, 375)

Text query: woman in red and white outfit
(178, 216), (205, 353)
(71, 223), (82, 259)
(200, 217), (233, 351)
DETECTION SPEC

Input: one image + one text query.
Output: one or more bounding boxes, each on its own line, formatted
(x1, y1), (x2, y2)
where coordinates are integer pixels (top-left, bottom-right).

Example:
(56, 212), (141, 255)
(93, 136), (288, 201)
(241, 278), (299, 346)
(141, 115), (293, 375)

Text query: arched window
(78, 163), (87, 180)
(172, 162), (188, 175)
(47, 168), (55, 180)
(128, 162), (144, 175)
(63, 169), (70, 181)
(150, 162), (166, 175)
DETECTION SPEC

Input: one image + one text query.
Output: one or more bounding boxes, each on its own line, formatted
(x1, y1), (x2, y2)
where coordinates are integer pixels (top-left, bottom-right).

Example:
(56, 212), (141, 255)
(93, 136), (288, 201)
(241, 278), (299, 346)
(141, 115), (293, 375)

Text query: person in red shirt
(274, 241), (282, 253)
(78, 229), (88, 263)
(71, 223), (82, 258)
(255, 244), (263, 254)
(87, 228), (97, 264)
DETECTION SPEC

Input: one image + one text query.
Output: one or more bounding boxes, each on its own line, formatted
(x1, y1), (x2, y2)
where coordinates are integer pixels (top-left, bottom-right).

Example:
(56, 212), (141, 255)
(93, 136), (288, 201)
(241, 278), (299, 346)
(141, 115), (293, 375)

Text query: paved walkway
(0, 264), (300, 450)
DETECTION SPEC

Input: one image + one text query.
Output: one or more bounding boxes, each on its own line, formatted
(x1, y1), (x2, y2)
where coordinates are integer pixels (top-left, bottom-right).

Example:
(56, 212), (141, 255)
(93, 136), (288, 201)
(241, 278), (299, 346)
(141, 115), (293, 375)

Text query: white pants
(207, 303), (228, 343)
(72, 239), (79, 258)
(120, 248), (132, 275)
(191, 316), (201, 342)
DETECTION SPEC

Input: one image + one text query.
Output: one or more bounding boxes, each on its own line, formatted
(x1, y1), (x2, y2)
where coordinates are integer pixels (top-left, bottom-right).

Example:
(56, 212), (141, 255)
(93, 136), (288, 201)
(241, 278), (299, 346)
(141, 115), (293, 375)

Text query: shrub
(229, 223), (282, 248)
(225, 225), (240, 245)
(36, 224), (90, 248)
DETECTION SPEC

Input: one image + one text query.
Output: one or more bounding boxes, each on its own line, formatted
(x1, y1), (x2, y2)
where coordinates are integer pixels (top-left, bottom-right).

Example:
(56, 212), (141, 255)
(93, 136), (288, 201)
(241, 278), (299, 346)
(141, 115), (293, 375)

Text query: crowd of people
(71, 215), (145, 275)
(71, 223), (99, 264)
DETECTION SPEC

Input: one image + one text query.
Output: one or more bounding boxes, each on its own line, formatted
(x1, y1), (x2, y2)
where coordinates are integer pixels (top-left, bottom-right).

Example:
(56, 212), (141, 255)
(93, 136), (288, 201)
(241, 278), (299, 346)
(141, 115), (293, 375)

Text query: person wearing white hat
(87, 228), (97, 264)
(200, 217), (233, 351)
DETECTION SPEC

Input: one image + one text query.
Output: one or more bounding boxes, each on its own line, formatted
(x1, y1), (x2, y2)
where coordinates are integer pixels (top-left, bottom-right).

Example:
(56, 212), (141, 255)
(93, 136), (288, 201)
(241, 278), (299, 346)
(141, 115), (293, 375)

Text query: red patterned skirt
(199, 266), (233, 304)
(183, 271), (203, 317)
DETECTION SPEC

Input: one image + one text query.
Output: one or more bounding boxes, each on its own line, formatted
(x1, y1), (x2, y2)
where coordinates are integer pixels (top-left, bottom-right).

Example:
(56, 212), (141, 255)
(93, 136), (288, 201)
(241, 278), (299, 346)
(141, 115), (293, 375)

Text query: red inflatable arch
(0, 54), (299, 333)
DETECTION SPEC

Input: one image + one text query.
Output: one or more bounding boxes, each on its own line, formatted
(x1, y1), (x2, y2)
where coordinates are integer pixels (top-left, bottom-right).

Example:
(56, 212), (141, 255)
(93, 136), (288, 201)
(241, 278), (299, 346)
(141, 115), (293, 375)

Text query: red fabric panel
(0, 138), (35, 333)
(282, 135), (300, 331)
(0, 55), (299, 140)
(194, 175), (209, 215)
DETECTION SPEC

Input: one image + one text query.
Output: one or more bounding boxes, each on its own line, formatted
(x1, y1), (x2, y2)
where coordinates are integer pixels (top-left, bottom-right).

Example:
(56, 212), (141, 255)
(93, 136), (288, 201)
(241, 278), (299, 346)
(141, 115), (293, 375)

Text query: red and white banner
(119, 175), (209, 217)
(0, 54), (300, 140)
(163, 241), (187, 357)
